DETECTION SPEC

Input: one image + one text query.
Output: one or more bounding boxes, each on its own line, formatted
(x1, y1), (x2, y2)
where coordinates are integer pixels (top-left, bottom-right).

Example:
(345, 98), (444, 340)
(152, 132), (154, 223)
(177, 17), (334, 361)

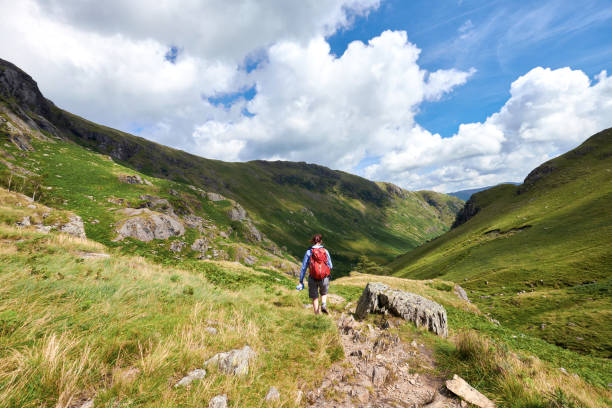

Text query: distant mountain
(0, 58), (462, 273)
(448, 183), (520, 201)
(389, 128), (612, 357)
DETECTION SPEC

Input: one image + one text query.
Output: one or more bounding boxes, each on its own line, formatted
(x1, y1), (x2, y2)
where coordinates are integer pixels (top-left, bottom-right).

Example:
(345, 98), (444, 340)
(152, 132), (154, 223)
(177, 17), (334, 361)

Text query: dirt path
(306, 311), (462, 408)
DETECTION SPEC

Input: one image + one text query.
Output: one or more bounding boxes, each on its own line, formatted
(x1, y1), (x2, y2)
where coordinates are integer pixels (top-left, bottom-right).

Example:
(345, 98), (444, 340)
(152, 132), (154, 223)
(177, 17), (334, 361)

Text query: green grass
(0, 224), (341, 408)
(333, 272), (611, 407)
(390, 128), (612, 358)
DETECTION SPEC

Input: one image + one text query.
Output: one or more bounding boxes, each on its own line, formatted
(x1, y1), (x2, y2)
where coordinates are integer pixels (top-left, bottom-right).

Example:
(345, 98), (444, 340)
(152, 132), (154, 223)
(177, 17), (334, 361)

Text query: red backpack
(309, 247), (330, 280)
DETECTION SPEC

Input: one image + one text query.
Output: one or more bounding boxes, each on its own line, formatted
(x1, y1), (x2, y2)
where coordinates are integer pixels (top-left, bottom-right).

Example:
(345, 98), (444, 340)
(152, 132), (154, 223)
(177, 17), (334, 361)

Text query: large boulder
(355, 282), (448, 337)
(115, 209), (185, 242)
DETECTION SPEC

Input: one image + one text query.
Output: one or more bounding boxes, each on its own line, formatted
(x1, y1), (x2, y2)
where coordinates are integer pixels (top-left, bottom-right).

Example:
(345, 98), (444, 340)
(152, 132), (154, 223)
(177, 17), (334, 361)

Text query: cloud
(192, 31), (475, 172)
(1, 1), (610, 194)
(0, 0), (380, 147)
(366, 67), (612, 191)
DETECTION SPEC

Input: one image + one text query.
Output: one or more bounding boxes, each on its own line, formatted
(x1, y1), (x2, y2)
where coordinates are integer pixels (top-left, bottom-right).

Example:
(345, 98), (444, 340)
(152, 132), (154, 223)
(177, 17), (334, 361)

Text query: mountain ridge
(389, 127), (612, 357)
(0, 57), (463, 272)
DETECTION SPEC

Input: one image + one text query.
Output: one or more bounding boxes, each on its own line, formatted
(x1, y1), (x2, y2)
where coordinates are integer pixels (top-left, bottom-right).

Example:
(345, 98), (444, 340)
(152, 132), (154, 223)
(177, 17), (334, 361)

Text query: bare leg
(312, 297), (320, 314)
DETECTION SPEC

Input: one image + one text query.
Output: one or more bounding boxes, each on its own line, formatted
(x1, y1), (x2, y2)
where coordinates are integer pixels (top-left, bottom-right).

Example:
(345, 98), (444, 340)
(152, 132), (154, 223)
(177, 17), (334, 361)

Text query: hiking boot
(321, 304), (329, 314)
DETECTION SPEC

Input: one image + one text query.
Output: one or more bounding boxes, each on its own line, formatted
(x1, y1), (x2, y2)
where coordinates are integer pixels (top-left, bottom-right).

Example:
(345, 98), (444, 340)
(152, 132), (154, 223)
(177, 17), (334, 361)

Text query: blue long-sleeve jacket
(299, 244), (333, 283)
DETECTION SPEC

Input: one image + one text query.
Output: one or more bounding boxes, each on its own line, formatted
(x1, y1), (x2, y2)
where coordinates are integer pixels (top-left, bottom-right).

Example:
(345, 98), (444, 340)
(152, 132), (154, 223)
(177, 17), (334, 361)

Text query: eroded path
(307, 311), (462, 408)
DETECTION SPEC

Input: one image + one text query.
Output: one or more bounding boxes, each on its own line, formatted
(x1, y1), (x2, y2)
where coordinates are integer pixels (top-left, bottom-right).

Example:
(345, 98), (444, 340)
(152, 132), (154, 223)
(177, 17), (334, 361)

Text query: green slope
(0, 58), (462, 273)
(389, 128), (612, 357)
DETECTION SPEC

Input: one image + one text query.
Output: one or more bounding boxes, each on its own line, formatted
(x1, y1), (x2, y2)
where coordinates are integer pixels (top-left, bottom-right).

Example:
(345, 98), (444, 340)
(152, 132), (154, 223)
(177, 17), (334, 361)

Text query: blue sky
(330, 0), (612, 139)
(1, 0), (611, 191)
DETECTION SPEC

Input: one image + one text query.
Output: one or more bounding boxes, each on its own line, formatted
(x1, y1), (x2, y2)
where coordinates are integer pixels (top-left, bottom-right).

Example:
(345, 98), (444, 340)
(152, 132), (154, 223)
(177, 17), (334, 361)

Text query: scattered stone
(205, 327), (218, 335)
(559, 367), (568, 375)
(169, 241), (186, 252)
(453, 284), (470, 303)
(118, 174), (149, 185)
(265, 386), (280, 402)
(356, 282), (448, 337)
(90, 219), (99, 224)
(205, 345), (256, 376)
(174, 368), (207, 387)
(208, 394), (228, 408)
(16, 216), (31, 227)
(445, 374), (495, 408)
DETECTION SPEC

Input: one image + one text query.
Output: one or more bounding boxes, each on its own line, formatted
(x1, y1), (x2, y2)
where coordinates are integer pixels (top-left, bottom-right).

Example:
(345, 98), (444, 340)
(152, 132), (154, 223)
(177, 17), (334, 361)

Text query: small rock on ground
(208, 394), (228, 408)
(445, 374), (495, 408)
(205, 345), (256, 376)
(174, 368), (207, 387)
(265, 386), (280, 402)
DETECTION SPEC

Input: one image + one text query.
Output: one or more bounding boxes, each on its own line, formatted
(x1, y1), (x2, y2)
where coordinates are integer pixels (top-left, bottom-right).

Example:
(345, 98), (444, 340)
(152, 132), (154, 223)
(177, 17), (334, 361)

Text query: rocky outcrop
(115, 209), (184, 241)
(228, 203), (247, 221)
(205, 345), (256, 376)
(355, 282), (448, 337)
(183, 214), (203, 229)
(451, 196), (480, 228)
(205, 192), (226, 202)
(118, 174), (151, 185)
(59, 215), (86, 238)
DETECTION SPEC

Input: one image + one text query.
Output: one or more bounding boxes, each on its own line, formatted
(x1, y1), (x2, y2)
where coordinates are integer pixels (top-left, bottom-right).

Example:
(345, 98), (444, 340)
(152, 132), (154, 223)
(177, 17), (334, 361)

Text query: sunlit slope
(0, 58), (463, 273)
(389, 128), (612, 357)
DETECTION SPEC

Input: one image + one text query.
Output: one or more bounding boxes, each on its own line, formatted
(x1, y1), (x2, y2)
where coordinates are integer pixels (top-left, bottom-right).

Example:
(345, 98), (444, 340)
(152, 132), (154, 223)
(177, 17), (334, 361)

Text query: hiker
(296, 233), (333, 314)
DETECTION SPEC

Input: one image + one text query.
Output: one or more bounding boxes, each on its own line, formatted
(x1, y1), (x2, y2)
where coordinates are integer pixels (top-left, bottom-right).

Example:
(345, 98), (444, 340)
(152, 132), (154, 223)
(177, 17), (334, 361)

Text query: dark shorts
(308, 275), (329, 299)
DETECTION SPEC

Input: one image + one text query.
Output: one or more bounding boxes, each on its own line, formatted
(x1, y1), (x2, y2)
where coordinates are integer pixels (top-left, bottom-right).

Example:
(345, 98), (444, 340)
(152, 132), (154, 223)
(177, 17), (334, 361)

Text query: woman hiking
(296, 234), (333, 314)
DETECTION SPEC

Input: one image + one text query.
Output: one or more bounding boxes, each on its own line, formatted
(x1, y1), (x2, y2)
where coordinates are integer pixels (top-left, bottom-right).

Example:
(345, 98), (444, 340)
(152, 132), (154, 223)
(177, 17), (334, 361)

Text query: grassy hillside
(0, 58), (462, 273)
(389, 128), (612, 358)
(1, 188), (609, 407)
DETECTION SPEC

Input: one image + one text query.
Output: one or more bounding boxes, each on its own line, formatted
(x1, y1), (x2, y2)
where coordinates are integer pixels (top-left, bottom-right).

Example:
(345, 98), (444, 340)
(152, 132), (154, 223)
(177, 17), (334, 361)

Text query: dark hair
(310, 233), (323, 245)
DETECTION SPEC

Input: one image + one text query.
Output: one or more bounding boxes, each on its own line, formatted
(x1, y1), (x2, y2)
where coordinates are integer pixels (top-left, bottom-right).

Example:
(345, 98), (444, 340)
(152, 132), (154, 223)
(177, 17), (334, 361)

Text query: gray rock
(228, 204), (247, 221)
(169, 241), (186, 252)
(59, 215), (86, 238)
(453, 284), (470, 303)
(174, 368), (207, 387)
(355, 282), (448, 337)
(205, 327), (218, 335)
(265, 386), (280, 402)
(115, 209), (185, 242)
(183, 214), (203, 229)
(208, 394), (228, 408)
(206, 192), (226, 202)
(445, 374), (495, 408)
(118, 174), (148, 185)
(191, 238), (209, 253)
(205, 345), (256, 376)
